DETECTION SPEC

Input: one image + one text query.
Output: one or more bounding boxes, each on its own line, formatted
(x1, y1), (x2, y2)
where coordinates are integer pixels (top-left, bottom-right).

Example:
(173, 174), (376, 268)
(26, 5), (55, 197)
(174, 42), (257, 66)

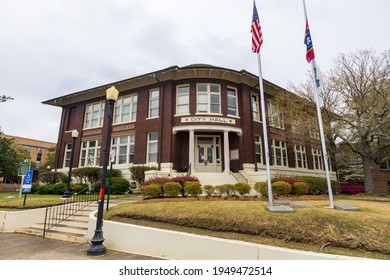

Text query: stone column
(223, 130), (230, 173)
(189, 129), (195, 174)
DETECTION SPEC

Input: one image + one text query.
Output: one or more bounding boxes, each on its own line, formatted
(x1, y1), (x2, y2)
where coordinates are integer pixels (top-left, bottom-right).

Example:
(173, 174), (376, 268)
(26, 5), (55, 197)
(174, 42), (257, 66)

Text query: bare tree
(329, 49), (390, 192)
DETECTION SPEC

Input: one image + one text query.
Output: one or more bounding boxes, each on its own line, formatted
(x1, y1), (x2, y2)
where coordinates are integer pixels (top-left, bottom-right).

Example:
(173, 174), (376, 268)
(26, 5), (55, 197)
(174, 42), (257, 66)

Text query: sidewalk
(0, 232), (161, 260)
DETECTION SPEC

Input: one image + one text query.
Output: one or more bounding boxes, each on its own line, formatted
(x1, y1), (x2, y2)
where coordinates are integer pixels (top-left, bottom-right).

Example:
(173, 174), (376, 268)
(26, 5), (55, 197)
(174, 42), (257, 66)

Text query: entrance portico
(172, 125), (242, 174)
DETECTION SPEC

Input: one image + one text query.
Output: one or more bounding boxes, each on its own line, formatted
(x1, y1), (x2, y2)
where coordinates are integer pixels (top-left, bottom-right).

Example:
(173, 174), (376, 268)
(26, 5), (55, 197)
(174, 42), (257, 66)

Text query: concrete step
(194, 172), (238, 186)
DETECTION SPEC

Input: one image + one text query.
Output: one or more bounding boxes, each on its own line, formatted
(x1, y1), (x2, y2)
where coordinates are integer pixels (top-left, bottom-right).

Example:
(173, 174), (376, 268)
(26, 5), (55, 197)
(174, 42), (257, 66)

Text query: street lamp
(87, 86), (119, 256)
(62, 129), (79, 198)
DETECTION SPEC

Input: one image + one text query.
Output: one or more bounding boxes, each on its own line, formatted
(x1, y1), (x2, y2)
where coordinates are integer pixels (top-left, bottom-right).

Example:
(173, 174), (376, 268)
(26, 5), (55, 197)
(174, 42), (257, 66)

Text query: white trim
(172, 125), (242, 136)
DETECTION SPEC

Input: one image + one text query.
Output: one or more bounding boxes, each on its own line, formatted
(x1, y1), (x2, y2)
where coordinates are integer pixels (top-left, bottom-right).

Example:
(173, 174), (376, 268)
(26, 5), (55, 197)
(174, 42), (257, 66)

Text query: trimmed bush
(140, 184), (162, 198)
(171, 175), (200, 197)
(271, 181), (292, 195)
(130, 165), (158, 185)
(203, 184), (215, 195)
(340, 185), (365, 195)
(38, 171), (67, 185)
(271, 174), (306, 186)
(72, 183), (89, 194)
(109, 177), (131, 195)
(72, 167), (101, 187)
(234, 182), (251, 196)
(184, 181), (202, 197)
(254, 181), (268, 196)
(298, 176), (339, 195)
(143, 177), (170, 187)
(292, 181), (309, 195)
(163, 182), (182, 198)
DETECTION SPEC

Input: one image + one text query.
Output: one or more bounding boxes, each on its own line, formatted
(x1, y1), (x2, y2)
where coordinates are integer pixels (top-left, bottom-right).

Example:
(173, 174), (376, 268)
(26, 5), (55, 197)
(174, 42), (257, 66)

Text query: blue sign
(22, 171), (33, 193)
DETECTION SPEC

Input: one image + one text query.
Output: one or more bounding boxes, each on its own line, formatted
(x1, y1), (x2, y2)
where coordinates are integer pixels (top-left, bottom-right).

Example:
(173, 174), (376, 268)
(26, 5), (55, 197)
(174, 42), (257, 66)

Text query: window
(84, 101), (105, 129)
(176, 85), (189, 115)
(312, 148), (324, 170)
(111, 135), (135, 165)
(79, 140), (101, 167)
(196, 84), (221, 114)
(254, 135), (262, 164)
(147, 132), (158, 163)
(294, 144), (308, 169)
(271, 140), (288, 167)
(268, 101), (284, 129)
(380, 158), (390, 170)
(63, 143), (72, 168)
(114, 94), (137, 124)
(36, 148), (43, 162)
(227, 87), (238, 116)
(148, 89), (159, 118)
(251, 92), (260, 121)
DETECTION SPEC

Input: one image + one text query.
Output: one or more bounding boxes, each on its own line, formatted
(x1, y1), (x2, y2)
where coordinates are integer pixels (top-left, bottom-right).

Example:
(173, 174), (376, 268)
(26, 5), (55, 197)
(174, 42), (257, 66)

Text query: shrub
(298, 176), (339, 195)
(171, 175), (200, 197)
(271, 174), (306, 186)
(292, 181), (309, 195)
(254, 181), (268, 196)
(130, 165), (158, 185)
(108, 177), (131, 195)
(234, 182), (251, 196)
(38, 171), (67, 184)
(163, 182), (182, 198)
(71, 183), (88, 194)
(140, 184), (162, 198)
(184, 181), (202, 197)
(72, 167), (101, 188)
(340, 185), (365, 195)
(203, 184), (215, 195)
(143, 176), (170, 187)
(214, 185), (226, 195)
(271, 181), (292, 195)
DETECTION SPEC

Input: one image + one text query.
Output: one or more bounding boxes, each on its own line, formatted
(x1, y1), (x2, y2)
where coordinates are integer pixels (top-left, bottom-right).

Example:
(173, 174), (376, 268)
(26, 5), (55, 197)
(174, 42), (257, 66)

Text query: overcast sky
(0, 0), (389, 143)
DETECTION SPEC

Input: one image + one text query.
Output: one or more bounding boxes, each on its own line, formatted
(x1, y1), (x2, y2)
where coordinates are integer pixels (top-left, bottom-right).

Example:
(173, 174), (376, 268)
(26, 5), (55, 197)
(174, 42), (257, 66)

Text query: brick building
(1, 134), (56, 169)
(43, 64), (335, 185)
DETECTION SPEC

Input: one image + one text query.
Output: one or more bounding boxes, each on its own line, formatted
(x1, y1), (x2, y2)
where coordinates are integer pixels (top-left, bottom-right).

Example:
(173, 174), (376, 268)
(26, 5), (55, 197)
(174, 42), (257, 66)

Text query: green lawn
(105, 197), (390, 259)
(0, 192), (64, 209)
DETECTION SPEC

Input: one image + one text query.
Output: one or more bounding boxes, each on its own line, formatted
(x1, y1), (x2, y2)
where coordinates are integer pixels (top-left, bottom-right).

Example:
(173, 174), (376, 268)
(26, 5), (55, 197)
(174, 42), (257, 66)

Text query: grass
(105, 197), (390, 259)
(0, 192), (64, 209)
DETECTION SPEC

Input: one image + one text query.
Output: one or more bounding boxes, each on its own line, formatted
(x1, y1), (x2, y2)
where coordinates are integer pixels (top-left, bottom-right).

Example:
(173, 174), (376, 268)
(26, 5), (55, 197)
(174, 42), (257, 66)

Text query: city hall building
(43, 64), (335, 185)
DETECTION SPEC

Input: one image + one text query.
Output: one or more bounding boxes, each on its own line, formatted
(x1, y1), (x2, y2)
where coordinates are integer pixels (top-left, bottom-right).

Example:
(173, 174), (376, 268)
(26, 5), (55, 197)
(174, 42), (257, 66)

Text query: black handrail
(43, 188), (98, 238)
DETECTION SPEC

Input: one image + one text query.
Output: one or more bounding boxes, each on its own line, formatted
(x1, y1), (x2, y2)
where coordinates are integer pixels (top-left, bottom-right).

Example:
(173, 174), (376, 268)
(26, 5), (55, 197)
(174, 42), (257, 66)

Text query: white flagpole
(303, 0), (334, 208)
(256, 53), (273, 207)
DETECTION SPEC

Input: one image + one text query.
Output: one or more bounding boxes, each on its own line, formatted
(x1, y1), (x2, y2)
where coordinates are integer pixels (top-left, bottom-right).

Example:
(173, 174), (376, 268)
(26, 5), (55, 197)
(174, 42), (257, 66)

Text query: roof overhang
(42, 64), (287, 107)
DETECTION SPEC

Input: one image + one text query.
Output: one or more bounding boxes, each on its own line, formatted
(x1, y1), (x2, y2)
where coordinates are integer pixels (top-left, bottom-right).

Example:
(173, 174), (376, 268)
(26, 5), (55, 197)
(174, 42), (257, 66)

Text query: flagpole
(256, 53), (273, 207)
(303, 0), (334, 208)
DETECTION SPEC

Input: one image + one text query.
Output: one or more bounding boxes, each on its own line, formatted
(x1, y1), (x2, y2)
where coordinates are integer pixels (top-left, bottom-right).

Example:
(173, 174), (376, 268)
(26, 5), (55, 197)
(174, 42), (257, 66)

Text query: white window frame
(176, 85), (190, 115)
(114, 94), (137, 124)
(79, 139), (101, 167)
(268, 101), (285, 129)
(84, 101), (105, 129)
(251, 92), (261, 122)
(111, 135), (135, 165)
(312, 148), (324, 170)
(294, 144), (308, 169)
(380, 158), (390, 170)
(63, 143), (72, 168)
(147, 132), (158, 163)
(196, 83), (221, 115)
(254, 135), (262, 165)
(271, 139), (288, 167)
(148, 88), (160, 118)
(227, 87), (239, 117)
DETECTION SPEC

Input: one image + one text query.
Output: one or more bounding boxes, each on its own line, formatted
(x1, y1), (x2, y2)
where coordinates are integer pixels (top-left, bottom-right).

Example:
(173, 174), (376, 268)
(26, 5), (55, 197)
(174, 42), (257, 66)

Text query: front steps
(194, 172), (239, 186)
(16, 202), (98, 243)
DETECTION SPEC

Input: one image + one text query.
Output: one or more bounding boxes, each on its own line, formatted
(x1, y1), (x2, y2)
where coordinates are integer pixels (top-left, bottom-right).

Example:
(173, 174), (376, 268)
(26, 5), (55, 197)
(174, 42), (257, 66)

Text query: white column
(189, 130), (195, 173)
(223, 130), (230, 173)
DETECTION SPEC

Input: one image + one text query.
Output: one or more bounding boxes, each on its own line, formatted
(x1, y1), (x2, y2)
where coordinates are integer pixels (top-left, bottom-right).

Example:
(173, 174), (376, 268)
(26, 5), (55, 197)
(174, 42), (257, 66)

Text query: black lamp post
(62, 129), (79, 198)
(87, 86), (119, 256)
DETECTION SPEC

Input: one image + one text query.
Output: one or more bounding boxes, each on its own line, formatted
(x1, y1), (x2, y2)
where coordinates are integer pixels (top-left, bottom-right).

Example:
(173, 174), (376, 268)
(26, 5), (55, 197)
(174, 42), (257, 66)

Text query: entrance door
(195, 136), (221, 172)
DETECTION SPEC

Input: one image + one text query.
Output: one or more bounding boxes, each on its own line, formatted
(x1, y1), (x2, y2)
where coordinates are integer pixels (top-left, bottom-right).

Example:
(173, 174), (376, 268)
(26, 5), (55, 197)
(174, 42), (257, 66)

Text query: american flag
(251, 2), (263, 53)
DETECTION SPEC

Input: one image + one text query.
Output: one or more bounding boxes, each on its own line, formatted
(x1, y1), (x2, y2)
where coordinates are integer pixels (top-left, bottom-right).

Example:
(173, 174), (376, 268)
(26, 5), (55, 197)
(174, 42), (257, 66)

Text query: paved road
(0, 232), (160, 260)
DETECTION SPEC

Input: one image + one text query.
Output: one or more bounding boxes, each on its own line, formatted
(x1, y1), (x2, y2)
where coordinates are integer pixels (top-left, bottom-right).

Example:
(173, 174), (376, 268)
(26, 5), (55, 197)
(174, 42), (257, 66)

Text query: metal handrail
(43, 188), (98, 238)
